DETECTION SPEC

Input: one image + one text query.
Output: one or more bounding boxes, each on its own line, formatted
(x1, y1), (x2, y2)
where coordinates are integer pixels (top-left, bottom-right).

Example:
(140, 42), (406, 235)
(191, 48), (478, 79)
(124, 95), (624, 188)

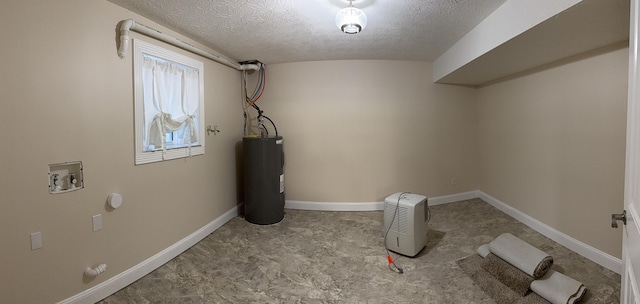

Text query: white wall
(477, 46), (628, 258)
(0, 1), (243, 302)
(257, 60), (479, 202)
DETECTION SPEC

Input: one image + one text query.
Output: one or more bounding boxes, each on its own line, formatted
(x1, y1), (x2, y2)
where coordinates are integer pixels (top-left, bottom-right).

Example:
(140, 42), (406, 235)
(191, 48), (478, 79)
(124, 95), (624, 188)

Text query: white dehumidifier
(384, 192), (429, 257)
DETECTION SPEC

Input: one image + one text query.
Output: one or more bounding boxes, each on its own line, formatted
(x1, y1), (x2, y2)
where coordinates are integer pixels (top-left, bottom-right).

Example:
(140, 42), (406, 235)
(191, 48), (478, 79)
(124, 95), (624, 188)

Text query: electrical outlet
(92, 214), (103, 232)
(30, 232), (42, 250)
(451, 177), (457, 185)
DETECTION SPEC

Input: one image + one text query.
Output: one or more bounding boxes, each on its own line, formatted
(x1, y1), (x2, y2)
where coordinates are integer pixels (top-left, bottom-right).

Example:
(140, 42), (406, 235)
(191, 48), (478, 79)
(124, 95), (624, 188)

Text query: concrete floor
(98, 198), (620, 303)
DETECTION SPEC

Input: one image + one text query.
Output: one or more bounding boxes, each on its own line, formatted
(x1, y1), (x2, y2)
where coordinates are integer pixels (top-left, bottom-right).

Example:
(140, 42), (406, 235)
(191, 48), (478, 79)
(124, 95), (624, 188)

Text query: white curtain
(142, 56), (199, 155)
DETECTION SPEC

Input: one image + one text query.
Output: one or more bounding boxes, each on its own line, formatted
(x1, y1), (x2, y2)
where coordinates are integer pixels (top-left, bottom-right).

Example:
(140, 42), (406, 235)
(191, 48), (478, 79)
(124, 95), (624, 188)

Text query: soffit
(436, 0), (630, 85)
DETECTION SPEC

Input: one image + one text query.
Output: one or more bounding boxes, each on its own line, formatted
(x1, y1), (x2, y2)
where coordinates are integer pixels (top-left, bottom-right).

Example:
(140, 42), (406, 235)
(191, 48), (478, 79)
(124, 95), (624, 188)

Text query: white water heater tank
(384, 192), (429, 257)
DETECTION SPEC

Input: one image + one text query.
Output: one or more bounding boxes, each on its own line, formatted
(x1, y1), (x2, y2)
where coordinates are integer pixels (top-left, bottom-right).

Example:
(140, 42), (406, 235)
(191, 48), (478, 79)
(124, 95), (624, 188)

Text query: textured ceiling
(107, 0), (508, 64)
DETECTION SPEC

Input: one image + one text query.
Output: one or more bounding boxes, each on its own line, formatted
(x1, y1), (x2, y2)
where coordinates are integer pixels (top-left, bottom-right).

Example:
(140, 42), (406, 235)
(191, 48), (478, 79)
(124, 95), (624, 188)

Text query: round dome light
(335, 5), (367, 34)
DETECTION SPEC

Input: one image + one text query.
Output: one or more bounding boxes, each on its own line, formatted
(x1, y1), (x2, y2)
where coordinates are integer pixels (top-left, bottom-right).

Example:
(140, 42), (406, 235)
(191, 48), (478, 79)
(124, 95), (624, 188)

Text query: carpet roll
(482, 253), (535, 296)
(457, 254), (549, 304)
(489, 233), (553, 278)
(530, 269), (586, 304)
(569, 286), (586, 304)
(477, 243), (490, 258)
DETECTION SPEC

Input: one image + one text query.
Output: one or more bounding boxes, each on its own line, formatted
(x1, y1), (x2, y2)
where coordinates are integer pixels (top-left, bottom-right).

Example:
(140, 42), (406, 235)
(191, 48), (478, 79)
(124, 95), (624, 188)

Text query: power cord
(384, 192), (410, 274)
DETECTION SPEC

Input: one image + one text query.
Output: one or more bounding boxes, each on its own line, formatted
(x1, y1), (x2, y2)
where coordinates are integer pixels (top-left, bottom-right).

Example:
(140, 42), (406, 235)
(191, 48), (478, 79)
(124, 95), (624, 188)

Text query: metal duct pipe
(117, 19), (259, 71)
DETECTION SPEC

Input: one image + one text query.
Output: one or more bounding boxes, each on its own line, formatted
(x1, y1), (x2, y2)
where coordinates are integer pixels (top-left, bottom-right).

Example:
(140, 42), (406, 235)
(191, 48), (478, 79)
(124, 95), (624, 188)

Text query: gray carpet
(98, 198), (620, 303)
(457, 254), (548, 304)
(481, 253), (535, 296)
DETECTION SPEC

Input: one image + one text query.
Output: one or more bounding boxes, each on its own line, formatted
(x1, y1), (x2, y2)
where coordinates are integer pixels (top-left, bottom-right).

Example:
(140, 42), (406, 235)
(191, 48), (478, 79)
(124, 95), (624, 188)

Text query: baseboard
(57, 204), (241, 304)
(284, 190), (480, 211)
(285, 200), (384, 211)
(477, 191), (622, 274)
(428, 190), (480, 206)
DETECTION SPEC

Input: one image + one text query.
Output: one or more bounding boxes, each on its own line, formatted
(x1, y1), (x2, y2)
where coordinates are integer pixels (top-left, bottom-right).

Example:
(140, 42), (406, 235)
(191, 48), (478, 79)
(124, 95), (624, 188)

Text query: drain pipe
(117, 19), (259, 71)
(84, 263), (107, 278)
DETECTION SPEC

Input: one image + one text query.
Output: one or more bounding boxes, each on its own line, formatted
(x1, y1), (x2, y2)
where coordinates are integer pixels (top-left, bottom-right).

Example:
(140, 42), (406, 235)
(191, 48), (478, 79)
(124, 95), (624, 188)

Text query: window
(133, 39), (205, 164)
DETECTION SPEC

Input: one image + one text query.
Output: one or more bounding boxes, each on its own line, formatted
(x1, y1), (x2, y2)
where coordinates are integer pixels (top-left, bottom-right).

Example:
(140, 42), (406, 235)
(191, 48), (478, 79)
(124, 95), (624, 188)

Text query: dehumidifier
(384, 192), (429, 257)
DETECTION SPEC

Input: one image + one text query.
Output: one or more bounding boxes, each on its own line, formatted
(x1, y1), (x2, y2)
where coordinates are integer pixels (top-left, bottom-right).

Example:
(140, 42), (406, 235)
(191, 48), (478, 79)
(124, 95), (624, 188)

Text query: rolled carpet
(530, 269), (586, 304)
(457, 254), (549, 304)
(477, 243), (490, 258)
(482, 253), (535, 296)
(489, 233), (553, 278)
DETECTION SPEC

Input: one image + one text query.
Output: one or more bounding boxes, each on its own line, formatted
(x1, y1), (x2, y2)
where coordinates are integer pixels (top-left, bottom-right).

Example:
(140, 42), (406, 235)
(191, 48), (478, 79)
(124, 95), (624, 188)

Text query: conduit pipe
(117, 19), (259, 71)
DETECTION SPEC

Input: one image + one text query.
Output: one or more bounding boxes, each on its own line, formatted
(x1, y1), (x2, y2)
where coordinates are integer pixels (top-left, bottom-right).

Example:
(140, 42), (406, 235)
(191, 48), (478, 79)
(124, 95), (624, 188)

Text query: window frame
(133, 39), (205, 165)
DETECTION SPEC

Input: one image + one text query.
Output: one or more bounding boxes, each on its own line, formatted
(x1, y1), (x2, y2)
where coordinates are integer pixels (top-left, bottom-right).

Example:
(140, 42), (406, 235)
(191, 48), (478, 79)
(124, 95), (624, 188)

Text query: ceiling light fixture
(335, 0), (367, 34)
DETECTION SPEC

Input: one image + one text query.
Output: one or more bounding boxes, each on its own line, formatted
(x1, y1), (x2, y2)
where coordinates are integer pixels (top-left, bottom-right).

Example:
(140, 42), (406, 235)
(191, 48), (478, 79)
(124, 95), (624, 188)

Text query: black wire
(258, 121), (269, 137)
(243, 112), (248, 137)
(261, 115), (279, 137)
(247, 97), (261, 112)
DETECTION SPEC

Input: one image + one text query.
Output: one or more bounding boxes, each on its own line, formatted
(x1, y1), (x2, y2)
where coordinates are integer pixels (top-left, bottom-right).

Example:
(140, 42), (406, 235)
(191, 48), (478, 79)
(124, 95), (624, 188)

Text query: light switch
(30, 232), (42, 250)
(92, 214), (102, 232)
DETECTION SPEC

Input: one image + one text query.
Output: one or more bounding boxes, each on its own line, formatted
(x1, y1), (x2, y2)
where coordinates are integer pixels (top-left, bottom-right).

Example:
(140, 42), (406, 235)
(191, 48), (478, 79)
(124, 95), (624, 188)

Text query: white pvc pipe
(84, 264), (107, 278)
(117, 19), (259, 71)
(117, 19), (134, 59)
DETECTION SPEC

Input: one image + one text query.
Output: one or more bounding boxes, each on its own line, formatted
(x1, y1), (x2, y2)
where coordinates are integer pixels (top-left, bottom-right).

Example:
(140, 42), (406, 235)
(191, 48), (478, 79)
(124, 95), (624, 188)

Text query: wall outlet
(30, 232), (42, 250)
(451, 177), (458, 185)
(92, 214), (103, 232)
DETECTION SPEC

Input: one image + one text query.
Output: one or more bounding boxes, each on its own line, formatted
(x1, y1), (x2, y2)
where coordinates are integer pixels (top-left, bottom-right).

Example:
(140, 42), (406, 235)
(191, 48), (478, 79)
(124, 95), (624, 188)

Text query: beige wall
(477, 46), (628, 258)
(258, 61), (479, 202)
(0, 1), (243, 303)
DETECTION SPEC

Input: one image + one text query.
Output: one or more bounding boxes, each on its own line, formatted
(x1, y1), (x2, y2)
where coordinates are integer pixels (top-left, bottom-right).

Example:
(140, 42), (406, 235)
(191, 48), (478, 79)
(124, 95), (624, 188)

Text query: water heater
(384, 192), (429, 257)
(243, 136), (285, 225)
